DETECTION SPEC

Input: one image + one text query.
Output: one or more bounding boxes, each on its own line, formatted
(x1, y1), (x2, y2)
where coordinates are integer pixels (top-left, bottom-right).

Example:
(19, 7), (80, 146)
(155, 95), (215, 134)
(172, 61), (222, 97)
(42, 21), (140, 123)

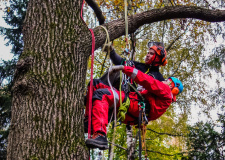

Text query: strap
(127, 82), (145, 102)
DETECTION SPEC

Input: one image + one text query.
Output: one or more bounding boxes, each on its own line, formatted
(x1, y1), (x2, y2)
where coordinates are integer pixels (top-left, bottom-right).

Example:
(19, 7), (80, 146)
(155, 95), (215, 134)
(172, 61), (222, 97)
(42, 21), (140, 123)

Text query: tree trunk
(126, 125), (136, 160)
(7, 0), (91, 159)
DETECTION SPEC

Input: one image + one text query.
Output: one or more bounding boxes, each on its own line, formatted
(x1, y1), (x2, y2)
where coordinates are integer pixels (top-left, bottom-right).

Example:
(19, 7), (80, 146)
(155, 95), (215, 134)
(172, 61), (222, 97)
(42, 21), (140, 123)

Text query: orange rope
(141, 112), (148, 159)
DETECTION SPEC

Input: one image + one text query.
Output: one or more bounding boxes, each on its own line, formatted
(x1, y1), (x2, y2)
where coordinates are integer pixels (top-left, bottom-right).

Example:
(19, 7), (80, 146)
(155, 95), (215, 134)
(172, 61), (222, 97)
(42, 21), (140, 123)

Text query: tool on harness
(138, 102), (149, 159)
(141, 123), (148, 159)
(138, 102), (148, 125)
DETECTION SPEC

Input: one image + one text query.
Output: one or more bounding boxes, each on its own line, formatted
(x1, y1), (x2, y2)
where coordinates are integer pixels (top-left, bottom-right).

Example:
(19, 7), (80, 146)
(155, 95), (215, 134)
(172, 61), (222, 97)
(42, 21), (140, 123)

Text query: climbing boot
(85, 132), (109, 150)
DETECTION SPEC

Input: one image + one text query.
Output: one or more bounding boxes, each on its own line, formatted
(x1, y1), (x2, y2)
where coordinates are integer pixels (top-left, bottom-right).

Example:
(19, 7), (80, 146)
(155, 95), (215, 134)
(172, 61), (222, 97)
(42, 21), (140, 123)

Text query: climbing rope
(100, 25), (111, 53)
(88, 29), (95, 140)
(117, 97), (130, 121)
(98, 25), (118, 160)
(81, 0), (95, 140)
(141, 113), (148, 159)
(124, 0), (129, 49)
(138, 106), (142, 160)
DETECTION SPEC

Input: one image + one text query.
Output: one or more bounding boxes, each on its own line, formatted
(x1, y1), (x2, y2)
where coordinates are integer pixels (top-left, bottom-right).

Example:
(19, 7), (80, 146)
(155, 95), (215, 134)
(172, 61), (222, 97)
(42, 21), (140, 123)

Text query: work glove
(108, 65), (124, 74)
(102, 43), (114, 52)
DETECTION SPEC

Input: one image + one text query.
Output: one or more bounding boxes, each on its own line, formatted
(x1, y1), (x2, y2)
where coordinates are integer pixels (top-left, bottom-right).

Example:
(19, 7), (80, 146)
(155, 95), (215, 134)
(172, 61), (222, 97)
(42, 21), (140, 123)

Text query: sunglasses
(147, 41), (164, 48)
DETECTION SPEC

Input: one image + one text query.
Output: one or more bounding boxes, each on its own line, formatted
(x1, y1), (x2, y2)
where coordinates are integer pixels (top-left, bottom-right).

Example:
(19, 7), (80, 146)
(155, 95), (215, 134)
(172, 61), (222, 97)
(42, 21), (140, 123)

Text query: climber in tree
(84, 42), (168, 123)
(85, 65), (183, 150)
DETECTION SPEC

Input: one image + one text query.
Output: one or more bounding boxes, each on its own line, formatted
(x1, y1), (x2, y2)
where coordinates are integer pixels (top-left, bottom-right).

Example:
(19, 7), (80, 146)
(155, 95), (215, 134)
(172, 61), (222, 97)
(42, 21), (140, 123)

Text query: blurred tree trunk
(126, 125), (136, 160)
(7, 0), (91, 159)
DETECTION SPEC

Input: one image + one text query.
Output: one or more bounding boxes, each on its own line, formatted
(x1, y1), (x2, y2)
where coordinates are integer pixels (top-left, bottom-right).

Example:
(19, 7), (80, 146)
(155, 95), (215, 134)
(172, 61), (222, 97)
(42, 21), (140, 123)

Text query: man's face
(162, 79), (174, 90)
(145, 48), (155, 64)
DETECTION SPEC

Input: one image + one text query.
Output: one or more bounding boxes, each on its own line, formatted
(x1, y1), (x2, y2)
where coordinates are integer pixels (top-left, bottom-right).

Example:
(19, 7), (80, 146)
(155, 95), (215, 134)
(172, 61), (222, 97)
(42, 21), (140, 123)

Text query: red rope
(81, 4), (95, 160)
(81, 0), (95, 139)
(88, 29), (95, 139)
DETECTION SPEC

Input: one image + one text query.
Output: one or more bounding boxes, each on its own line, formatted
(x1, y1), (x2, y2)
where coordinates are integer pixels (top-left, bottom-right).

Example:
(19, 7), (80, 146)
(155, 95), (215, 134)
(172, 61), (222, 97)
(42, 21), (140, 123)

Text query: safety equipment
(147, 41), (167, 66)
(150, 45), (168, 66)
(147, 41), (164, 48)
(169, 77), (183, 95)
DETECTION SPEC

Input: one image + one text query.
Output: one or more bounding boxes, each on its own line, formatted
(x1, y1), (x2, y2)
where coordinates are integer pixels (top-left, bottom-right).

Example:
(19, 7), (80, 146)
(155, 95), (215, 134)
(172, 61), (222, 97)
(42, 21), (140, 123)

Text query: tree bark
(7, 0), (91, 159)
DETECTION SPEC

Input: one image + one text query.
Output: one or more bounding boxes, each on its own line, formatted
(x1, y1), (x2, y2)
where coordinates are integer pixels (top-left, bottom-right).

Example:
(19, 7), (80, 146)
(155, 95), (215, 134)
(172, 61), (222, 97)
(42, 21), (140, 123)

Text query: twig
(146, 150), (188, 156)
(108, 141), (127, 150)
(147, 128), (185, 137)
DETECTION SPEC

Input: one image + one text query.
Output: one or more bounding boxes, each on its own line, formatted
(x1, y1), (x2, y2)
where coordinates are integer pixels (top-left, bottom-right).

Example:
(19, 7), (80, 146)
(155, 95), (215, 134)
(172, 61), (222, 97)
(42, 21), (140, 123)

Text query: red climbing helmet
(147, 41), (168, 66)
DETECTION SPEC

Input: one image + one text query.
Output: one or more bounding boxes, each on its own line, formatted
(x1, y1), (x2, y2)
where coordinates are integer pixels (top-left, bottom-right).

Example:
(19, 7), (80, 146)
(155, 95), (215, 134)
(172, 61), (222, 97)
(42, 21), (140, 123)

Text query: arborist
(85, 65), (183, 150)
(107, 41), (167, 81)
(84, 42), (168, 125)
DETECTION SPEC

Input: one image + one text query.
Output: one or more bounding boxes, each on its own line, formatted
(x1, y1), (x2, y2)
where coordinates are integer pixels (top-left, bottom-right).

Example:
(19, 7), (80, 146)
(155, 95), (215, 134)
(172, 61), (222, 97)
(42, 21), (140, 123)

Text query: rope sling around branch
(99, 25), (118, 160)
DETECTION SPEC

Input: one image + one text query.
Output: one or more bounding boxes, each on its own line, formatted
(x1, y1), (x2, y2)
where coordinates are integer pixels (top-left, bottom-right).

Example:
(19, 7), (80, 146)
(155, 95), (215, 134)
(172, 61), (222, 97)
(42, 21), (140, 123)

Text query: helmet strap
(151, 54), (157, 66)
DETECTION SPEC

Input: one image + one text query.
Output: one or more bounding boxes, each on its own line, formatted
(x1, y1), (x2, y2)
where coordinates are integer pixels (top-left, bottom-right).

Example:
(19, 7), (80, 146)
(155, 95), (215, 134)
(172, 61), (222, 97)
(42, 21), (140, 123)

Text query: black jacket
(110, 50), (165, 81)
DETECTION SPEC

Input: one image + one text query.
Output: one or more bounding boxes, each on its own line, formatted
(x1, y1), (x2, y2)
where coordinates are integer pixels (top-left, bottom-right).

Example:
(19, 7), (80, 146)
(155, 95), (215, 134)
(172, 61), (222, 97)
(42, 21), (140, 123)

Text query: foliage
(186, 111), (225, 159)
(0, 0), (27, 159)
(0, 0), (28, 55)
(0, 59), (16, 159)
(205, 45), (225, 72)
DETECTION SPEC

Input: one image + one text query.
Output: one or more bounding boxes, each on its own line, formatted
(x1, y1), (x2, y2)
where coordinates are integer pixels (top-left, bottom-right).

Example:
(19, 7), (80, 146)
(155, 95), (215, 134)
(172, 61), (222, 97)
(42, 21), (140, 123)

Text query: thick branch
(85, 0), (105, 25)
(92, 5), (225, 50)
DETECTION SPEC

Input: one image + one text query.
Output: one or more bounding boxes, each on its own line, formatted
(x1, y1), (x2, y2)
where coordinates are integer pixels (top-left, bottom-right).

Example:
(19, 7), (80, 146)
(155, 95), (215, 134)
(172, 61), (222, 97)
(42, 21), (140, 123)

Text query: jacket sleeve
(110, 50), (125, 65)
(123, 66), (172, 120)
(123, 66), (171, 98)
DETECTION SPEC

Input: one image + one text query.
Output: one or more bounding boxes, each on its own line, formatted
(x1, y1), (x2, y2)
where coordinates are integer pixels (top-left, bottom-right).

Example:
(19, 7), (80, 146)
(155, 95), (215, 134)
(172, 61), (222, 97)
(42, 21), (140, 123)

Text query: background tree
(0, 0), (27, 159)
(187, 110), (225, 159)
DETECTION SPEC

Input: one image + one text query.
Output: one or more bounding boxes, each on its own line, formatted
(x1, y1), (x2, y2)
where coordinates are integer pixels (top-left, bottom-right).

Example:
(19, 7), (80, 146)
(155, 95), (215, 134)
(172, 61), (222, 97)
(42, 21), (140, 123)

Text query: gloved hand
(108, 65), (124, 74)
(102, 43), (114, 52)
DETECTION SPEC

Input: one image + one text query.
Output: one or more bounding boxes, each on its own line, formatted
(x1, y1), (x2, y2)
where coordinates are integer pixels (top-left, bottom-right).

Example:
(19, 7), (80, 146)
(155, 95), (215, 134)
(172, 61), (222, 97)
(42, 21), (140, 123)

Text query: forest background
(0, 0), (225, 159)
